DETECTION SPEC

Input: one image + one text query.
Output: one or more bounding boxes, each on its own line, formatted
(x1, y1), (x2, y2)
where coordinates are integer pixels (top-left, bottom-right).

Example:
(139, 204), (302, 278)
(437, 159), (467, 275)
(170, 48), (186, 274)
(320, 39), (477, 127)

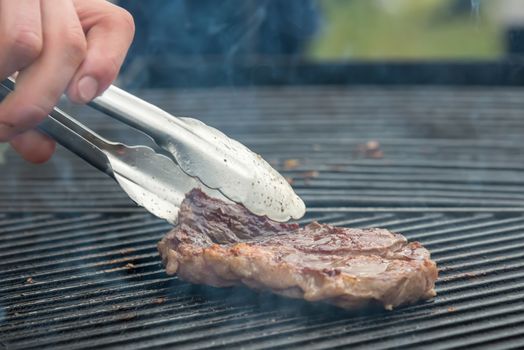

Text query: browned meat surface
(158, 189), (438, 310)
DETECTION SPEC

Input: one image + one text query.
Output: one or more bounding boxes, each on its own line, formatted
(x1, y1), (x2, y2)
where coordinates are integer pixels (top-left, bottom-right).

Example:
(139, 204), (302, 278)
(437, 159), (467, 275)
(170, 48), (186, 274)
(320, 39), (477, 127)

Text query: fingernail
(78, 76), (99, 102)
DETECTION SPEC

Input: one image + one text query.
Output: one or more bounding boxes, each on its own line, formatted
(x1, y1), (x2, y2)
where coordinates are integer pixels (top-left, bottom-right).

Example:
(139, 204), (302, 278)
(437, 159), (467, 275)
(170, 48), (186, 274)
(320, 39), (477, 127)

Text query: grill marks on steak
(158, 189), (438, 310)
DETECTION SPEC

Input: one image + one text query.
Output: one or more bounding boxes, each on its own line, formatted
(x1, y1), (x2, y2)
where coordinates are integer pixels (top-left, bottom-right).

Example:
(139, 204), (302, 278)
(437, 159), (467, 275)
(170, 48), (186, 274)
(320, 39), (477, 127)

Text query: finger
(0, 0), (42, 79)
(9, 129), (55, 163)
(68, 0), (135, 103)
(0, 0), (86, 141)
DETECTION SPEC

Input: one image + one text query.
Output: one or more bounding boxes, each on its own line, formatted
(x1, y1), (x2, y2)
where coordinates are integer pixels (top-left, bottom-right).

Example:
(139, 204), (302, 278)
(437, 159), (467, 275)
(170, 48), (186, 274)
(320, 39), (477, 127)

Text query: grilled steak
(158, 189), (438, 310)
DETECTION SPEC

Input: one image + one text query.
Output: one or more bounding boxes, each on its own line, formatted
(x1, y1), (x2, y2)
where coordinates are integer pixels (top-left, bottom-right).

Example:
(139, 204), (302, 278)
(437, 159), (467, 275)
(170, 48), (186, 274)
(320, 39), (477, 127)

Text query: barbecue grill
(1, 81), (524, 349)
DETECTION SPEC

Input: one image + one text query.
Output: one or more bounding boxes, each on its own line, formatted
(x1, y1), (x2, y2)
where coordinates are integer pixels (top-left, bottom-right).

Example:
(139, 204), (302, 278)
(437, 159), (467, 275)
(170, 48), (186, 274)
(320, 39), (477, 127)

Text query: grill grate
(1, 86), (524, 349)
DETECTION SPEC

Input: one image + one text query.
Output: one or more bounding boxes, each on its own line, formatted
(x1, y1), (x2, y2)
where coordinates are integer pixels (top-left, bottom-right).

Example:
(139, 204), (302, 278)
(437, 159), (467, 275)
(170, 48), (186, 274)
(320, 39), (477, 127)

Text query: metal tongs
(0, 78), (305, 224)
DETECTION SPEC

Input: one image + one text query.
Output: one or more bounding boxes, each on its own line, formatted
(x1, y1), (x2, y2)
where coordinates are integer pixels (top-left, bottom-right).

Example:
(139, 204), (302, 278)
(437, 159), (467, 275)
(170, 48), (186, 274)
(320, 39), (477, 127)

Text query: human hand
(0, 0), (134, 163)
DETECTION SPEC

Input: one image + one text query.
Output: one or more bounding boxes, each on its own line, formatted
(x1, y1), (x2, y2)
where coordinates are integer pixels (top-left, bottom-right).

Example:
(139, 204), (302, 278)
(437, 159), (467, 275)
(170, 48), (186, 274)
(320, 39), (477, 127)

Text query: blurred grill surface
(1, 86), (524, 349)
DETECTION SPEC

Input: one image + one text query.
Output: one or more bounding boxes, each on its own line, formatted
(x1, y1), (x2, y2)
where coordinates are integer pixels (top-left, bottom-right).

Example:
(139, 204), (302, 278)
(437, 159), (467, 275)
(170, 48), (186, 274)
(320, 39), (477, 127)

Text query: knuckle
(23, 104), (49, 127)
(87, 52), (121, 85)
(81, 55), (119, 92)
(116, 8), (135, 35)
(62, 28), (87, 63)
(33, 107), (49, 124)
(13, 102), (50, 128)
(7, 27), (43, 64)
(99, 55), (120, 81)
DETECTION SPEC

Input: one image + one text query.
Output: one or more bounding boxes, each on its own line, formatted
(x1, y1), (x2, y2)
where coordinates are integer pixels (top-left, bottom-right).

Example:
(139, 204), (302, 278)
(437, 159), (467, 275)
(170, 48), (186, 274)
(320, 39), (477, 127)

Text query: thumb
(67, 1), (134, 103)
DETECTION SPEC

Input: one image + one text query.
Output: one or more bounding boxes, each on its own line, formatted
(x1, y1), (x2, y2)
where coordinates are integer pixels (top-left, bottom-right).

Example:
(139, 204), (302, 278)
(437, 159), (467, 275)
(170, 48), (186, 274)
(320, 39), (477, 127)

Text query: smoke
(471, 0), (481, 22)
(117, 0), (321, 88)
(471, 0), (481, 14)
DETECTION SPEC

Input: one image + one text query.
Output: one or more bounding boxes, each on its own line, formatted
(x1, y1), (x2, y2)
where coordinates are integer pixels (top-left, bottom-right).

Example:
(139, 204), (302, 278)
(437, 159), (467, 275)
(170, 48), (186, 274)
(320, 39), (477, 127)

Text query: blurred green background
(309, 0), (513, 60)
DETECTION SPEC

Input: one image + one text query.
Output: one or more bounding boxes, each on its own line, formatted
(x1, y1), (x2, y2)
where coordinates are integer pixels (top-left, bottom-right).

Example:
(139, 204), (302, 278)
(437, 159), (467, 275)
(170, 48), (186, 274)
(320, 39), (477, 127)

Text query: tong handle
(89, 85), (178, 142)
(0, 78), (113, 176)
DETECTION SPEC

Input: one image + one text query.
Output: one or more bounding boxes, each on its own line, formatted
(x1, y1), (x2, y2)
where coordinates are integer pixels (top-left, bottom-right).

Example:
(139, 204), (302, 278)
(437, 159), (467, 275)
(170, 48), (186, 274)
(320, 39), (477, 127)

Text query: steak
(158, 189), (438, 310)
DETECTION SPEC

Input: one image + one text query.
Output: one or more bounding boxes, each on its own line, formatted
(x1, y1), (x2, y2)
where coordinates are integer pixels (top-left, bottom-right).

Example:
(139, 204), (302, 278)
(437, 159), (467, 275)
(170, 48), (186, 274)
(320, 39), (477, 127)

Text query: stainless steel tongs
(0, 78), (305, 224)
